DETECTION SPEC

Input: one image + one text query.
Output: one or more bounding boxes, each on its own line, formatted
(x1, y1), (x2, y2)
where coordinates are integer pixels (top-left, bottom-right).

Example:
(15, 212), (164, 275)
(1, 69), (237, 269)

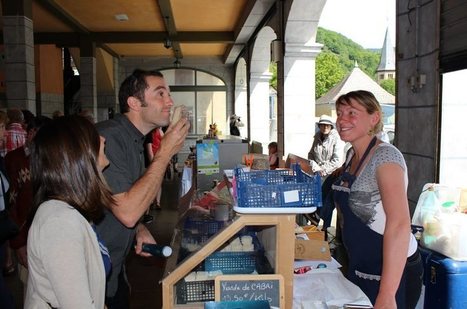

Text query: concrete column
(234, 59), (248, 138)
(234, 82), (248, 138)
(283, 43), (321, 157)
(3, 15), (36, 112)
(79, 36), (97, 120)
(98, 56), (120, 120)
(79, 56), (97, 118)
(249, 72), (273, 152)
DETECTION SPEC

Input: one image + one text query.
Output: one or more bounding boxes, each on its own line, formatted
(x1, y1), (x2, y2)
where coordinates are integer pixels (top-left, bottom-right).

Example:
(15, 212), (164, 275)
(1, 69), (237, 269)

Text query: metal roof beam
(157, 0), (183, 59)
(223, 0), (276, 64)
(32, 31), (234, 45)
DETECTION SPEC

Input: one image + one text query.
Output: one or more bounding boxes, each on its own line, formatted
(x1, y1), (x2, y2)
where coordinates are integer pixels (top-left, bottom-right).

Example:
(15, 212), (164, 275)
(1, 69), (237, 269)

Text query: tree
(379, 79), (395, 95)
(316, 27), (380, 79)
(315, 51), (345, 98)
(269, 27), (386, 97)
(269, 62), (277, 90)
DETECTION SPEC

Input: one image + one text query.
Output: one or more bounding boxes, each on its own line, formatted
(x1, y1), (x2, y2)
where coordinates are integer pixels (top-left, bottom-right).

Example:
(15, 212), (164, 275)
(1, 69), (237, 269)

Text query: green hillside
(270, 27), (391, 98)
(315, 27), (382, 98)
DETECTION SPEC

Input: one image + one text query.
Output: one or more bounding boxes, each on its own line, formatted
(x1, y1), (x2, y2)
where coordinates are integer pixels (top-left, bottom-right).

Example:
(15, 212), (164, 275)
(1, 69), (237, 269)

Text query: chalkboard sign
(215, 274), (284, 309)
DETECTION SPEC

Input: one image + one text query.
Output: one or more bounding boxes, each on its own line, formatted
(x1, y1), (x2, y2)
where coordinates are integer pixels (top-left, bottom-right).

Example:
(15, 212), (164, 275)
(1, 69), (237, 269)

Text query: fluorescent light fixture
(115, 14), (129, 22)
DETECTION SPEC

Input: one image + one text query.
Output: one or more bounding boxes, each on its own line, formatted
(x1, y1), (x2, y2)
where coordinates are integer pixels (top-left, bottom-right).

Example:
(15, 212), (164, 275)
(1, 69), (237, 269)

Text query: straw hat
(317, 114), (334, 127)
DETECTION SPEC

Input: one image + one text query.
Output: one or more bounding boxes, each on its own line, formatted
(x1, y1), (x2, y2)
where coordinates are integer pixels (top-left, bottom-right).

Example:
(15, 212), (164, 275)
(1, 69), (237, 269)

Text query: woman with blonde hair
(25, 115), (114, 309)
(331, 90), (422, 309)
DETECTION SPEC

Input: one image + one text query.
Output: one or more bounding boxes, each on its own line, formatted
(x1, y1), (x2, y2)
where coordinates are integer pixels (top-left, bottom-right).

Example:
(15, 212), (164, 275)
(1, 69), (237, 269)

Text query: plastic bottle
(142, 243), (172, 257)
(441, 201), (457, 213)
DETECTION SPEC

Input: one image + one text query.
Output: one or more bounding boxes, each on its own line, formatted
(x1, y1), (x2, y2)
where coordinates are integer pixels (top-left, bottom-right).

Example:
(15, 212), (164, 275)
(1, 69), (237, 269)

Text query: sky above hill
(318, 0), (396, 49)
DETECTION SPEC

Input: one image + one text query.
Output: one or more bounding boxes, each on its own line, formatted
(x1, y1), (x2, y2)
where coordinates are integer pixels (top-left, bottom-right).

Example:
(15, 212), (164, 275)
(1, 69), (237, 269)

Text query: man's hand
(134, 223), (157, 257)
(16, 246), (28, 268)
(156, 117), (190, 161)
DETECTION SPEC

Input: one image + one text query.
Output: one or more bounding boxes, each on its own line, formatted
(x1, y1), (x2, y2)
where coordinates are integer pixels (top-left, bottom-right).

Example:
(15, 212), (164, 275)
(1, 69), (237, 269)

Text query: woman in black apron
(331, 91), (422, 309)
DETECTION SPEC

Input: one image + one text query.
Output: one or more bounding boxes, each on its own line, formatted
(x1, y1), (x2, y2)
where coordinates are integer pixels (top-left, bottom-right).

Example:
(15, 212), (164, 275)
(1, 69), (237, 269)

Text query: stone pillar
(234, 59), (248, 138)
(283, 43), (321, 157)
(3, 14), (36, 112)
(249, 72), (273, 152)
(234, 81), (248, 138)
(79, 36), (97, 120)
(396, 0), (440, 211)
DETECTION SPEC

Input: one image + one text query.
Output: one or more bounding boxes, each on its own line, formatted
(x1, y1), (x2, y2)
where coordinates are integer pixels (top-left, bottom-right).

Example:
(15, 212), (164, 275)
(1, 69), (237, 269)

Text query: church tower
(376, 27), (396, 82)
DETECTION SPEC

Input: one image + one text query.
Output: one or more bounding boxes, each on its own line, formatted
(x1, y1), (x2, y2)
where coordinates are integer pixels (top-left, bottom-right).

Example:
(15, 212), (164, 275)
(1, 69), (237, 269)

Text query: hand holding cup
(171, 105), (188, 124)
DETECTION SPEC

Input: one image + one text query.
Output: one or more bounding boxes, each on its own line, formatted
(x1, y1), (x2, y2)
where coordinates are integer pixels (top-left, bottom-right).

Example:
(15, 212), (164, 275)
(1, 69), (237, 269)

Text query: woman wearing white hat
(307, 114), (345, 228)
(308, 114), (345, 177)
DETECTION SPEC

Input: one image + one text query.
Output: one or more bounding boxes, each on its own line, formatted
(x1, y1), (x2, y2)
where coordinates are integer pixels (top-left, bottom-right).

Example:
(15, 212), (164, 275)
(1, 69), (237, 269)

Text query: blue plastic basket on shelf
(181, 219), (227, 254)
(183, 218), (225, 237)
(204, 234), (262, 274)
(233, 164), (322, 214)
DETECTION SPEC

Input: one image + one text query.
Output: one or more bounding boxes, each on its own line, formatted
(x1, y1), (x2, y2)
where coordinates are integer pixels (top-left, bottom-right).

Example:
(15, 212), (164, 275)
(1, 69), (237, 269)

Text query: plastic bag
(412, 184), (460, 227)
(293, 269), (372, 309)
(412, 183), (467, 260)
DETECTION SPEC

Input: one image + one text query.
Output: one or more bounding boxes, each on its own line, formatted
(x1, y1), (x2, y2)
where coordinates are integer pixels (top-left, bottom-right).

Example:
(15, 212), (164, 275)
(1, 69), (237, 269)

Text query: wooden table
(161, 212), (296, 309)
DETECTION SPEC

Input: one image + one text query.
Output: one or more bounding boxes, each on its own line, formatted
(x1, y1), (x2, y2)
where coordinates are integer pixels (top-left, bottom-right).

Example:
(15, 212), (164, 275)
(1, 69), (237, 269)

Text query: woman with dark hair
(25, 115), (114, 309)
(331, 90), (422, 309)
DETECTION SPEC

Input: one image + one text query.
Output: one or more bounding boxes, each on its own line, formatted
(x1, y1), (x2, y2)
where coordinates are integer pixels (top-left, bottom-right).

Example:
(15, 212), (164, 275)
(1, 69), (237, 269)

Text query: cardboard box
(285, 153), (313, 174)
(295, 226), (325, 241)
(294, 239), (331, 261)
(302, 230), (325, 241)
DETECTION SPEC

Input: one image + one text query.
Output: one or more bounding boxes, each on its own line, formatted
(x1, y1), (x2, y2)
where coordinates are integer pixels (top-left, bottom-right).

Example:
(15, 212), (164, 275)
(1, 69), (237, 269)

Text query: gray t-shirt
(95, 114), (146, 297)
(348, 143), (417, 256)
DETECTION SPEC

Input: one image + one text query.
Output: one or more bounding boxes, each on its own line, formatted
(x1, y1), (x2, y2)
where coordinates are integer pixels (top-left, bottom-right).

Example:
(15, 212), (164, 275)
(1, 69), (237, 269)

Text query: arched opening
(282, 0), (326, 156)
(250, 26), (277, 152)
(234, 58), (248, 138)
(161, 68), (227, 136)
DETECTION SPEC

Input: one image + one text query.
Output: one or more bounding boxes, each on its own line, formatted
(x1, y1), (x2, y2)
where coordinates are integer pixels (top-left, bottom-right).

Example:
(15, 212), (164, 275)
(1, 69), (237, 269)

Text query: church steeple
(376, 27), (396, 82)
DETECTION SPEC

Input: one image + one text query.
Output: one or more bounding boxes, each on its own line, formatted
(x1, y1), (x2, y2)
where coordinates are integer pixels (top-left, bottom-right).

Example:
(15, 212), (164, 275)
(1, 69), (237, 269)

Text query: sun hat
(317, 114), (334, 126)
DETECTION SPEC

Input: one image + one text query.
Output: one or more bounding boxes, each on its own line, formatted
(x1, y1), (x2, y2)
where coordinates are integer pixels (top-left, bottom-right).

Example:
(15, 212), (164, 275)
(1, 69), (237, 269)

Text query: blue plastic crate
(176, 279), (215, 304)
(234, 164), (322, 208)
(205, 251), (258, 275)
(205, 234), (262, 274)
(182, 219), (227, 253)
(183, 218), (226, 236)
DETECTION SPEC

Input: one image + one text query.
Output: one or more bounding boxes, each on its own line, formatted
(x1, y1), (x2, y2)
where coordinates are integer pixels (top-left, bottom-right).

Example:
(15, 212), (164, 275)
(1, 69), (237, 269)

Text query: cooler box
(420, 246), (467, 308)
